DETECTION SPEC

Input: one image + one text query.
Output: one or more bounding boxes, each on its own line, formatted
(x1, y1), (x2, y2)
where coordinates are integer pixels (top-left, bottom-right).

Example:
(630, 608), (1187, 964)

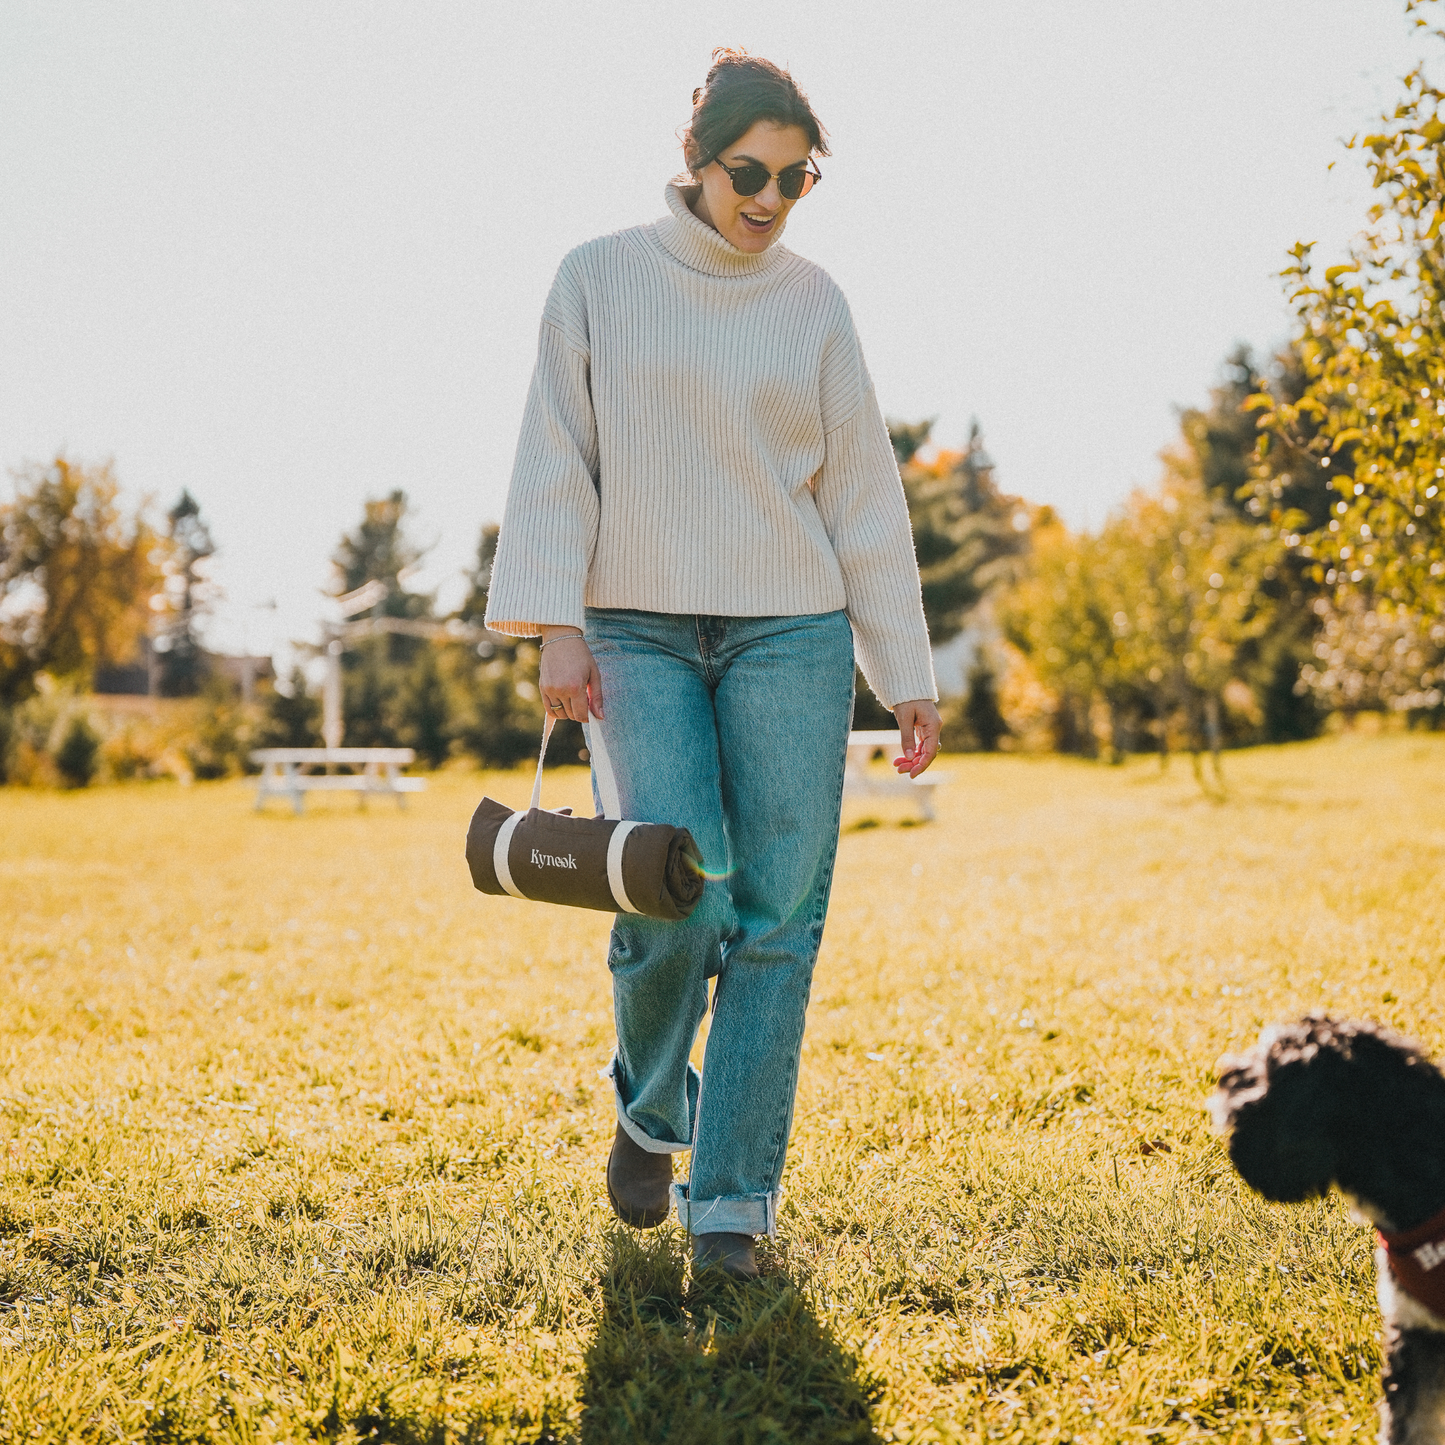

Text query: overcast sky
(1, 1), (1434, 658)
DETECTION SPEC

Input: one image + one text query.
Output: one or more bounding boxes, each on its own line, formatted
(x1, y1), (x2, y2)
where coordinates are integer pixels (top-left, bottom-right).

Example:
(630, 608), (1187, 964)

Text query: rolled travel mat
(466, 800), (704, 920)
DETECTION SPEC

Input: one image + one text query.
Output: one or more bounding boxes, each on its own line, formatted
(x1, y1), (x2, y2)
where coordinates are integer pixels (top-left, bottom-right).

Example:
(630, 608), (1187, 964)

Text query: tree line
(887, 3), (1445, 767)
(0, 469), (559, 784)
(4, 7), (1444, 783)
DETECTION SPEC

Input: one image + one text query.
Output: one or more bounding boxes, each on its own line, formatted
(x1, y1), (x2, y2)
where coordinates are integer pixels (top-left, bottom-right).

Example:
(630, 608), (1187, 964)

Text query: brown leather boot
(605, 1124), (673, 1228)
(691, 1231), (759, 1280)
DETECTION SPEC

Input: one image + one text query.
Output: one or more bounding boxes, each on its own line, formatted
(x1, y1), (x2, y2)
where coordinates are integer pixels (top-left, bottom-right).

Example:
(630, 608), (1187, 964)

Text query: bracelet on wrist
(539, 631), (585, 651)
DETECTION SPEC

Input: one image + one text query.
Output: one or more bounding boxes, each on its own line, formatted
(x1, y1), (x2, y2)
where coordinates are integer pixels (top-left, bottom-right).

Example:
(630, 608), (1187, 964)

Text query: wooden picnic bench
(842, 729), (946, 822)
(250, 748), (426, 814)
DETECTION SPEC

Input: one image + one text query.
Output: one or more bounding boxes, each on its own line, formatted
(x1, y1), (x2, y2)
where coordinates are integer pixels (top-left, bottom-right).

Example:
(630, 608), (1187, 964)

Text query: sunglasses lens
(778, 169), (816, 201)
(728, 165), (769, 197)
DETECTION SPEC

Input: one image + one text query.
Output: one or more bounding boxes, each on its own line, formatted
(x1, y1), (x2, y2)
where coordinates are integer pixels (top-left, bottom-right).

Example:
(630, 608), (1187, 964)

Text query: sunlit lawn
(2, 732), (1444, 1442)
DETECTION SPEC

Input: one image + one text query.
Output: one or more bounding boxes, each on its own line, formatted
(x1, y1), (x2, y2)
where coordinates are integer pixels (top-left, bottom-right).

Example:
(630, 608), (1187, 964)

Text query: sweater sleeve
(813, 324), (937, 710)
(484, 260), (600, 637)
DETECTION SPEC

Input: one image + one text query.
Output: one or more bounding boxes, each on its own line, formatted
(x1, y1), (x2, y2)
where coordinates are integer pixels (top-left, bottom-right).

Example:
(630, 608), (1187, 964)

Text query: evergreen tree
(887, 418), (935, 467)
(401, 647), (451, 768)
(963, 662), (1009, 751)
(451, 656), (544, 768)
(890, 419), (1032, 646)
(1182, 343), (1335, 534)
(343, 652), (402, 748)
(330, 491), (434, 744)
(184, 675), (251, 780)
(54, 714), (101, 788)
(155, 489), (217, 696)
(331, 489), (432, 623)
(256, 668), (322, 749)
(1171, 347), (1329, 741)
(446, 520), (550, 765)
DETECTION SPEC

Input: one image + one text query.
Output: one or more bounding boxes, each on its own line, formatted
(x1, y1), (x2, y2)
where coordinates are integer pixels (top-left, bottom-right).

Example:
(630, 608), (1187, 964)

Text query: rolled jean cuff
(671, 1184), (779, 1239)
(603, 1054), (696, 1155)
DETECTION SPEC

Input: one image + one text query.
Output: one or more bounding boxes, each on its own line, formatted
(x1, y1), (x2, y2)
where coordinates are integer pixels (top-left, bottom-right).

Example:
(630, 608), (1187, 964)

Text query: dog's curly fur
(1210, 1014), (1445, 1445)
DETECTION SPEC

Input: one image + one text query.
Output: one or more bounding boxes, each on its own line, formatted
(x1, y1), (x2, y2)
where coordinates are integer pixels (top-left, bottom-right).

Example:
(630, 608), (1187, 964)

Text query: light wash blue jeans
(582, 608), (855, 1238)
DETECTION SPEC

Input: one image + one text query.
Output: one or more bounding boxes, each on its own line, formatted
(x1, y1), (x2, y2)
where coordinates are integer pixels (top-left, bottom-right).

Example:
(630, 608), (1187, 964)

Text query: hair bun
(679, 51), (829, 176)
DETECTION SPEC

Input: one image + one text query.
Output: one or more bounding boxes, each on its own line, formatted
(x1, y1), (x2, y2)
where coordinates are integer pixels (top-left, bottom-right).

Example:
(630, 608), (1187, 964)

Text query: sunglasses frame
(711, 156), (822, 202)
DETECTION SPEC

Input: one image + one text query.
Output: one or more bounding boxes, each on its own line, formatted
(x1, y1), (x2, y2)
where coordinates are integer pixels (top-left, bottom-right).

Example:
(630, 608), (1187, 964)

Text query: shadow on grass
(578, 1230), (882, 1445)
(842, 816), (926, 833)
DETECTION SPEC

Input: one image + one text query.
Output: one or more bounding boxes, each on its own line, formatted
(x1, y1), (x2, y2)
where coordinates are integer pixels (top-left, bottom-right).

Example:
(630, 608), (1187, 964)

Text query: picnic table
(842, 729), (946, 822)
(250, 748), (426, 814)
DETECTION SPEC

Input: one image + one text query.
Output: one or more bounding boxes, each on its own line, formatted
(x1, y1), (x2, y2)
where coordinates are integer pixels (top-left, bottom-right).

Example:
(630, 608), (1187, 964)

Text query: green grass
(2, 732), (1444, 1442)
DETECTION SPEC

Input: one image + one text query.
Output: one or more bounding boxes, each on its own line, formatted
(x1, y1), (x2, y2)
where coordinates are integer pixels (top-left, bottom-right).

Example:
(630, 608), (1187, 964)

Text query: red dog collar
(1380, 1204), (1445, 1318)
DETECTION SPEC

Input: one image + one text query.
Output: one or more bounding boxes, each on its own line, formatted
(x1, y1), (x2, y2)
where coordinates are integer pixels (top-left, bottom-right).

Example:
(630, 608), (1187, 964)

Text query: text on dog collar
(1381, 1202), (1445, 1316)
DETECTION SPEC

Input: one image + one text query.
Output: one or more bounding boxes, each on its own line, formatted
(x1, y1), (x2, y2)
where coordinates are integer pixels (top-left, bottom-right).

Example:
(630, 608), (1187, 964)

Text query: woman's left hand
(893, 700), (941, 778)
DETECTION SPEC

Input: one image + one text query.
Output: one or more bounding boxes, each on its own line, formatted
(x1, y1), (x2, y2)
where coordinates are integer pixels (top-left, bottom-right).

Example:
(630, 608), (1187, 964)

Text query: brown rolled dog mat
(464, 716), (704, 921)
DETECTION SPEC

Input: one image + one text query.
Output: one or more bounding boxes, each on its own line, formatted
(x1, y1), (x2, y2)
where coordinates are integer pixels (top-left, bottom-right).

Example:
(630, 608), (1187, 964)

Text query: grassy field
(2, 734), (1444, 1443)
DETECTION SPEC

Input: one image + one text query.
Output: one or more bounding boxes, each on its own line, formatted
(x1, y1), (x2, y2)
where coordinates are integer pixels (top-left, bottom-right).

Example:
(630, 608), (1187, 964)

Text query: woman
(486, 50), (940, 1279)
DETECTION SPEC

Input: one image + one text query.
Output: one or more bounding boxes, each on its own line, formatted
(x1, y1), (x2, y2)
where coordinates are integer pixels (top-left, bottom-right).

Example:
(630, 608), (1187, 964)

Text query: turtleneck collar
(654, 178), (790, 278)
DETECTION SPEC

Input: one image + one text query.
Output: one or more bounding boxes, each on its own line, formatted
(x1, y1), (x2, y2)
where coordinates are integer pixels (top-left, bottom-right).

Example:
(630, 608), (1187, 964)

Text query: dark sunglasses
(712, 157), (822, 202)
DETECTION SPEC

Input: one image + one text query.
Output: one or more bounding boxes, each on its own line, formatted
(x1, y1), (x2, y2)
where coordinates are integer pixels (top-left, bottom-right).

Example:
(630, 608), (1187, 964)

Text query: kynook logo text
(530, 849), (578, 870)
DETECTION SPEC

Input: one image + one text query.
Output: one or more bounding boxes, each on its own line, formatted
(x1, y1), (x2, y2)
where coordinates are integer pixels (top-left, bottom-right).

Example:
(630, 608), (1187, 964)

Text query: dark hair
(682, 49), (829, 175)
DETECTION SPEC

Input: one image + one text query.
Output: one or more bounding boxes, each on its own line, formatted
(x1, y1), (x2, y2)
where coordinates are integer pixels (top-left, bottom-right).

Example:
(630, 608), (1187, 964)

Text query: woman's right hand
(538, 627), (604, 722)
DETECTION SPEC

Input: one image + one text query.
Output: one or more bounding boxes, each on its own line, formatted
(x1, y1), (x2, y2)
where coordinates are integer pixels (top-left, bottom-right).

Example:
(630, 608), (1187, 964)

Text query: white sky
(1, 1), (1434, 659)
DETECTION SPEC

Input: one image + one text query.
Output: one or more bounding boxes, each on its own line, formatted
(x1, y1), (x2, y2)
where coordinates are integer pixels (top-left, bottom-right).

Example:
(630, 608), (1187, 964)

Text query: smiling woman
(483, 47), (941, 1283)
(682, 51), (828, 250)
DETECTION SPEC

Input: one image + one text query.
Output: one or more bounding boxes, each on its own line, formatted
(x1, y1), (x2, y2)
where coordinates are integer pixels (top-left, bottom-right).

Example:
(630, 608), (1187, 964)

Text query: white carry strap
(526, 712), (620, 819)
(585, 719), (636, 910)
(587, 719), (623, 821)
(528, 712), (556, 812)
(494, 715), (555, 900)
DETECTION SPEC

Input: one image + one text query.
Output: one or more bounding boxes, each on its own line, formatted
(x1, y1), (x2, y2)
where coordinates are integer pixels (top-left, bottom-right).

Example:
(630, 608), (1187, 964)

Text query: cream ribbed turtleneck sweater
(485, 182), (936, 708)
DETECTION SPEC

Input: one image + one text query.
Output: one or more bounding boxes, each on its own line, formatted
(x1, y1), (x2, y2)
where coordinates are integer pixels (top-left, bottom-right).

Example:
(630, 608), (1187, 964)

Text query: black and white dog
(1210, 1015), (1445, 1444)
